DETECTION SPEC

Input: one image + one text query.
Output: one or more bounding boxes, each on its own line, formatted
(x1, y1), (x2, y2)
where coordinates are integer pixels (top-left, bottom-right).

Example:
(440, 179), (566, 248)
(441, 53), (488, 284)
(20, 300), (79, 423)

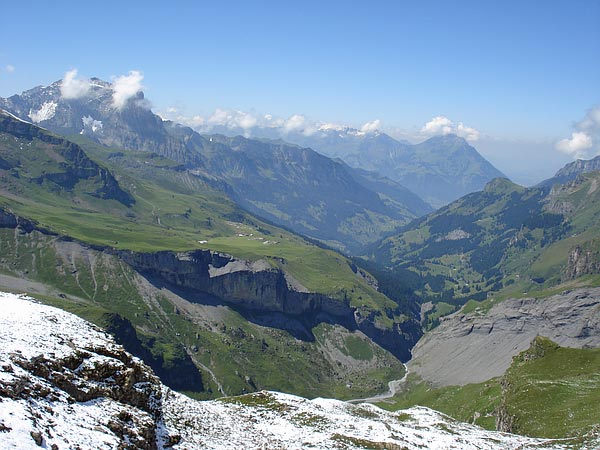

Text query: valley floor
(347, 362), (409, 403)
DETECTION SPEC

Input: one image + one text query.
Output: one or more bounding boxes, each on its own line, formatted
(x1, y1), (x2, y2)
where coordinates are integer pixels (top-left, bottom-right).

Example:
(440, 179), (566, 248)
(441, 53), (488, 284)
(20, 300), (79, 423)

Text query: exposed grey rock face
(538, 154), (600, 188)
(0, 208), (37, 232)
(1, 80), (201, 166)
(565, 242), (600, 280)
(117, 248), (418, 360)
(557, 156), (600, 177)
(118, 249), (353, 318)
(409, 288), (600, 386)
(0, 211), (419, 362)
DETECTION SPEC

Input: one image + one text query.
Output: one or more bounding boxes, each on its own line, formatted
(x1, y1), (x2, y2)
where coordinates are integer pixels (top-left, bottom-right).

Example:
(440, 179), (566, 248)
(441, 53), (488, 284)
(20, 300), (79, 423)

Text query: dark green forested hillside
(371, 174), (600, 327)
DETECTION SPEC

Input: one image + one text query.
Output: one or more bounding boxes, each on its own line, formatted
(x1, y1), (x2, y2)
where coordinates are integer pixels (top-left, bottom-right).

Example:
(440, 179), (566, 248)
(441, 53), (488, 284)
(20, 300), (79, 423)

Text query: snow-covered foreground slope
(0, 291), (597, 449)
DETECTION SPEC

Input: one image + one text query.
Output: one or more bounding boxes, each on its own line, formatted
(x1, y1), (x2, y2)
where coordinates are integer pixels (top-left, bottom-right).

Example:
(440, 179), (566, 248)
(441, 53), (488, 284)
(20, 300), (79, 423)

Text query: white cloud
(556, 131), (594, 158)
(285, 115), (319, 135)
(189, 115), (205, 126)
(112, 70), (144, 109)
(283, 114), (307, 132)
(165, 108), (319, 136)
(318, 123), (345, 132)
(577, 106), (600, 133)
(5, 65), (15, 73)
(556, 106), (600, 160)
(207, 108), (229, 125)
(360, 119), (381, 134)
(60, 69), (91, 99)
(421, 116), (454, 136)
(157, 107), (205, 126)
(206, 108), (258, 130)
(238, 112), (258, 129)
(160, 107), (368, 138)
(420, 116), (480, 141)
(264, 114), (284, 127)
(456, 122), (480, 141)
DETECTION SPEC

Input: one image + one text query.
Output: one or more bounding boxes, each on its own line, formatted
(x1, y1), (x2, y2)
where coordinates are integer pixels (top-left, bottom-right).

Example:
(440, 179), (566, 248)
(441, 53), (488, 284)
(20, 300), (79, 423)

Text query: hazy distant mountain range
(196, 121), (506, 208)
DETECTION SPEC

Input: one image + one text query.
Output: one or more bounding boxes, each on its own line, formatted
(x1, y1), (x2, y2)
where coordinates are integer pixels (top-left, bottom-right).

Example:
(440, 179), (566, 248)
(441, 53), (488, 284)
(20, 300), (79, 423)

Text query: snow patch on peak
(82, 115), (103, 132)
(317, 123), (380, 138)
(318, 123), (348, 132)
(28, 101), (57, 123)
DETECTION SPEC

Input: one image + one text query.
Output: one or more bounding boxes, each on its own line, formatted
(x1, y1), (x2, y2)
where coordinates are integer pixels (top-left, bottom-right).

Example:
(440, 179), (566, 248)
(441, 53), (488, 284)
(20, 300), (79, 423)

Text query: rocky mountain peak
(538, 154), (600, 188)
(423, 133), (466, 145)
(555, 155), (600, 178)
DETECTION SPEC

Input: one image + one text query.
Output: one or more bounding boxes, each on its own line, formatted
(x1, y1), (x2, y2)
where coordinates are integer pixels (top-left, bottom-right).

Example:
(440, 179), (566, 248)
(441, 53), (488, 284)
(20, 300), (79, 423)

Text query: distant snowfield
(28, 101), (57, 123)
(0, 291), (596, 449)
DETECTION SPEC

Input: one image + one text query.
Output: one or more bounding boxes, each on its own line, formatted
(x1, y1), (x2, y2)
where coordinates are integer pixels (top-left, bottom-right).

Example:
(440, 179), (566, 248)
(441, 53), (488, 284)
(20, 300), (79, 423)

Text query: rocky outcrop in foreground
(1, 291), (591, 449)
(409, 288), (600, 386)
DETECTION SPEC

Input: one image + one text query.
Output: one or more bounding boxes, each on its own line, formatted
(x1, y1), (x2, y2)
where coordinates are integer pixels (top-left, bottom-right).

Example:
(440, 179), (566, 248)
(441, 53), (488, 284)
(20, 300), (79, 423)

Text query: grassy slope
(379, 338), (600, 439)
(0, 224), (406, 400)
(500, 336), (600, 439)
(0, 126), (408, 399)
(377, 375), (501, 430)
(0, 131), (399, 318)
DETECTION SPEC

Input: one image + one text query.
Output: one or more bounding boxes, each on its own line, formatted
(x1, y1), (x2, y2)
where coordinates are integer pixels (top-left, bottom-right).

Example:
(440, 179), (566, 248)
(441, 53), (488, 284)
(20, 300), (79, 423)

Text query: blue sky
(1, 1), (599, 183)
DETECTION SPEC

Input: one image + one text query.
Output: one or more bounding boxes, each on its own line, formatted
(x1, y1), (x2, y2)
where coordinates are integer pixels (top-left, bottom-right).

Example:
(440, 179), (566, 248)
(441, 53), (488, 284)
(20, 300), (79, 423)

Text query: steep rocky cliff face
(408, 288), (600, 386)
(1, 81), (202, 166)
(118, 249), (351, 318)
(0, 207), (417, 361)
(0, 208), (37, 232)
(117, 248), (417, 361)
(565, 240), (600, 280)
(539, 155), (600, 188)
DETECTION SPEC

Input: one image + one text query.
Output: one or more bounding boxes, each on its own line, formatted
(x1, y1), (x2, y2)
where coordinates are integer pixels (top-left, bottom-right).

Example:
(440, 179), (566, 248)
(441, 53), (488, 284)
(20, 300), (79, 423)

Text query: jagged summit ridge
(539, 154), (600, 188)
(0, 291), (586, 449)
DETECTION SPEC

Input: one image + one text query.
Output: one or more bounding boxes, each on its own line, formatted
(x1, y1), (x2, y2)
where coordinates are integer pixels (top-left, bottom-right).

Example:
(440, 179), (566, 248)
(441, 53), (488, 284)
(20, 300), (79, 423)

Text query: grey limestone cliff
(118, 249), (353, 318)
(409, 288), (600, 386)
(564, 242), (600, 280)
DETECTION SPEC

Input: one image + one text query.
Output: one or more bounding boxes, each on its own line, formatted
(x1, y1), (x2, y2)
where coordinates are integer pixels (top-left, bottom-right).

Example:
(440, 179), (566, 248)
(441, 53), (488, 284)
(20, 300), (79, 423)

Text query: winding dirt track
(347, 363), (409, 403)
